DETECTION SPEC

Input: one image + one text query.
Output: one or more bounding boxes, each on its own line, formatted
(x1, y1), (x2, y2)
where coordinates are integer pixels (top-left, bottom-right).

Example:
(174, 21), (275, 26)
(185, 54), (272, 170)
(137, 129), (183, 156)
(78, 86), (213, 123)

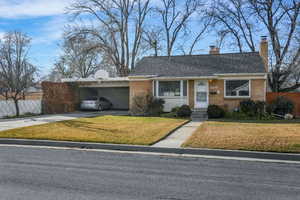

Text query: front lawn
(0, 115), (188, 145)
(183, 119), (300, 153)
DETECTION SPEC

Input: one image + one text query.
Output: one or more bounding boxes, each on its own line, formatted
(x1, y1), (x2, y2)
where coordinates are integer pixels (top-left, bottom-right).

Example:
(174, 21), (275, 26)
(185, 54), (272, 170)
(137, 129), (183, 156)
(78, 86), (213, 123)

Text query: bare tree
(155, 0), (202, 56)
(142, 26), (164, 56)
(68, 0), (151, 77)
(54, 34), (102, 79)
(0, 32), (37, 116)
(209, 0), (258, 52)
(52, 57), (74, 80)
(249, 0), (300, 92)
(211, 0), (300, 92)
(187, 15), (212, 55)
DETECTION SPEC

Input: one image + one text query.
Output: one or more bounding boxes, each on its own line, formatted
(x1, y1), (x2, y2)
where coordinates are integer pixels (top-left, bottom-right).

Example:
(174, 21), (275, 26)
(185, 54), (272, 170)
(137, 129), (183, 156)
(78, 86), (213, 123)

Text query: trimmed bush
(207, 105), (225, 119)
(148, 98), (165, 116)
(161, 112), (177, 118)
(177, 105), (192, 117)
(171, 106), (180, 114)
(240, 99), (257, 117)
(268, 96), (294, 116)
(239, 100), (267, 118)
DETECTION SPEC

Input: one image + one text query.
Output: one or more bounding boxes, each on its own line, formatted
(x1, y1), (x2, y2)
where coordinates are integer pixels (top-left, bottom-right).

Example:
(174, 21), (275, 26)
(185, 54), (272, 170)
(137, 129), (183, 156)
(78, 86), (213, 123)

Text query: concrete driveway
(0, 111), (128, 131)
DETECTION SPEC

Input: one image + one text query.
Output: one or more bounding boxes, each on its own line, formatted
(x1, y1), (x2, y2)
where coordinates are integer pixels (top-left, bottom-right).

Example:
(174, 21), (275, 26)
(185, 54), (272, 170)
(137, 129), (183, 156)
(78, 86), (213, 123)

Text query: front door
(194, 80), (209, 109)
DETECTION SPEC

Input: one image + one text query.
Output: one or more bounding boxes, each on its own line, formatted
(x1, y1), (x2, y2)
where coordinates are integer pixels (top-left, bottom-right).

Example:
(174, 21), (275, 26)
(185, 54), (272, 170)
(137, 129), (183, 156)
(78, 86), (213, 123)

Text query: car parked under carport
(62, 77), (130, 111)
(79, 87), (129, 110)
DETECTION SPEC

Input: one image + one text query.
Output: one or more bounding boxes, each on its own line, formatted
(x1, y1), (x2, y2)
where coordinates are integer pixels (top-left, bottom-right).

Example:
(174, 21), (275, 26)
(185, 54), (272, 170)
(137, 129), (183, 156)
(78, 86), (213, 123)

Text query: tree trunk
(154, 40), (158, 57)
(13, 99), (20, 117)
(118, 65), (129, 77)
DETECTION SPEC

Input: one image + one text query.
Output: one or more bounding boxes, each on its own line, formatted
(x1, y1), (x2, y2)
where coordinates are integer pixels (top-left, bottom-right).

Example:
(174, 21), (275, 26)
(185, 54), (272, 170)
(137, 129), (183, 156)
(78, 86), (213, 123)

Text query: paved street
(0, 146), (300, 200)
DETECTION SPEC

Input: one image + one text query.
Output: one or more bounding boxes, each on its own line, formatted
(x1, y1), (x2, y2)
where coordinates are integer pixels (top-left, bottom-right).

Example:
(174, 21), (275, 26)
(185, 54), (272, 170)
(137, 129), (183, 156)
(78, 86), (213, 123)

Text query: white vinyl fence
(0, 100), (42, 118)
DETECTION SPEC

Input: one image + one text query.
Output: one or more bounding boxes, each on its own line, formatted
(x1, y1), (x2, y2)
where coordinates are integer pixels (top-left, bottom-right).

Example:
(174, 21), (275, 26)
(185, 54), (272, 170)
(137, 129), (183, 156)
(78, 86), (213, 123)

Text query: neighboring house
(58, 37), (268, 113)
(26, 83), (42, 93)
(128, 38), (268, 112)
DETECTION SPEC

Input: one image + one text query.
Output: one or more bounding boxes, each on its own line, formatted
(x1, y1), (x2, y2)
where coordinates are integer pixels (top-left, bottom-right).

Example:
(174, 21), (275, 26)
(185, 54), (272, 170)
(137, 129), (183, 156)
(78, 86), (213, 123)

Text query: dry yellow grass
(0, 115), (187, 145)
(183, 120), (300, 153)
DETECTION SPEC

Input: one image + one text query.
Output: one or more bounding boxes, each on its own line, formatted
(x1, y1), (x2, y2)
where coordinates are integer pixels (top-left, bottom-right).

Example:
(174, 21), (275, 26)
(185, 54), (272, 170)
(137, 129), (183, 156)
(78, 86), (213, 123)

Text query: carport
(63, 77), (130, 110)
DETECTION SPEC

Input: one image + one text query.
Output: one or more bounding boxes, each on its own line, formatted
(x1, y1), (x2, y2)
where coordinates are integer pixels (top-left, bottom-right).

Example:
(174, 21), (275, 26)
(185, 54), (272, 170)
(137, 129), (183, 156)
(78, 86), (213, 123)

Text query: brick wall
(129, 80), (152, 109)
(129, 79), (266, 112)
(42, 82), (79, 114)
(267, 92), (300, 117)
(209, 79), (266, 111)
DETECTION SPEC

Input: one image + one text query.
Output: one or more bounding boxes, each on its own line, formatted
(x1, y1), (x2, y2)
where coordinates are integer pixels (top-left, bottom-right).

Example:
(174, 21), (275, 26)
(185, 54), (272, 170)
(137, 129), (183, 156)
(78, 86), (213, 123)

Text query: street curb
(0, 139), (300, 162)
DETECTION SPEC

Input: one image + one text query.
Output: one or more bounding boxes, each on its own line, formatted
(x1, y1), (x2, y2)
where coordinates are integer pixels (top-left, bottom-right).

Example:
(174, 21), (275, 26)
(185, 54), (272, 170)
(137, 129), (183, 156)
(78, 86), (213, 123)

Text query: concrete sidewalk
(0, 111), (128, 131)
(152, 121), (202, 148)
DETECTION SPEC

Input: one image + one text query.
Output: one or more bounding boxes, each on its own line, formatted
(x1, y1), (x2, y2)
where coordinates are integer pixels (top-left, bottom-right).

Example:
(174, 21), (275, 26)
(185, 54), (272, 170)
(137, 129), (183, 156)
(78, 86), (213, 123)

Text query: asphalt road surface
(0, 146), (299, 200)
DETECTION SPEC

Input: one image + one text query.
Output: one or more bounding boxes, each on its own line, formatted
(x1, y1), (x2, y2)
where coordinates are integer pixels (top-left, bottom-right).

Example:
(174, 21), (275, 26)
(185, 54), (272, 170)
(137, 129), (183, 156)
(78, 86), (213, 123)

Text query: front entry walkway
(152, 121), (203, 148)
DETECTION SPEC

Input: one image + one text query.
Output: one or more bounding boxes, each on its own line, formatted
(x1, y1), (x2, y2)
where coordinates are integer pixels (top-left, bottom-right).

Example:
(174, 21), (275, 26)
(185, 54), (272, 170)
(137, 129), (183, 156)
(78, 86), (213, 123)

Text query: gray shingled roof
(130, 52), (266, 77)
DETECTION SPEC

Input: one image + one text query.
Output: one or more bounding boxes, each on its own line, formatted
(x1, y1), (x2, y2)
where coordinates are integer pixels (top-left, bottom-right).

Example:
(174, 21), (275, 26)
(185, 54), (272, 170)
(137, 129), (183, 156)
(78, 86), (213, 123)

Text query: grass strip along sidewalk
(183, 119), (300, 153)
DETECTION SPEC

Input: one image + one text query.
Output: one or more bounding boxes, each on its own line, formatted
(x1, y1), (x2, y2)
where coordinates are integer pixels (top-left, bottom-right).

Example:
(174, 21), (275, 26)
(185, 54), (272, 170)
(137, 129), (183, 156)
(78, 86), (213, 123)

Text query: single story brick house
(129, 38), (268, 112)
(60, 37), (268, 114)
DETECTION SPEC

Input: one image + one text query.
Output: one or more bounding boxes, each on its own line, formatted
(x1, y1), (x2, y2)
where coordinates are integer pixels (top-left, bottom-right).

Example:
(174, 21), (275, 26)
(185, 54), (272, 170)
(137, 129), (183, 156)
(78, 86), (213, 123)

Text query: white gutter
(128, 75), (158, 78)
(150, 76), (217, 80)
(62, 78), (98, 82)
(62, 77), (129, 83)
(214, 73), (267, 76)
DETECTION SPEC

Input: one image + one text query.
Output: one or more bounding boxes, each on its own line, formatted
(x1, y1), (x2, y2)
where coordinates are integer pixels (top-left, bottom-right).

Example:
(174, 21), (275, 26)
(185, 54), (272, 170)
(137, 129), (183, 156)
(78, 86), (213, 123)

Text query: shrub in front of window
(131, 94), (165, 116)
(171, 106), (180, 114)
(207, 105), (225, 119)
(239, 100), (267, 118)
(148, 97), (165, 116)
(268, 97), (294, 116)
(239, 100), (257, 117)
(160, 106), (180, 118)
(176, 105), (192, 117)
(161, 112), (177, 118)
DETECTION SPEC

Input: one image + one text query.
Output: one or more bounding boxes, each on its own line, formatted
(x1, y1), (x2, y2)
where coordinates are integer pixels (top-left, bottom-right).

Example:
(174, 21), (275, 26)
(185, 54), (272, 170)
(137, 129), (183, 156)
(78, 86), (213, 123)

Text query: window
(225, 80), (250, 97)
(156, 80), (187, 97)
(159, 81), (180, 96)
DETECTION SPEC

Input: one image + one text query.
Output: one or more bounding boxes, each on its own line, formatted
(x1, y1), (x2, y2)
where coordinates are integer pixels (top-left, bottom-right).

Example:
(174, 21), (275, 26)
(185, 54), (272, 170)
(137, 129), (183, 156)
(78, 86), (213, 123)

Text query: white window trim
(155, 80), (187, 98)
(224, 79), (251, 98)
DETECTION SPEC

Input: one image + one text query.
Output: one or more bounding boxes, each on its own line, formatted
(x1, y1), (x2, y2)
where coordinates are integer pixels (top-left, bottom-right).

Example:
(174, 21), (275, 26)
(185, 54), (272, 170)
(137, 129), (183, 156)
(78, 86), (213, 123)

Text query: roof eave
(214, 73), (267, 76)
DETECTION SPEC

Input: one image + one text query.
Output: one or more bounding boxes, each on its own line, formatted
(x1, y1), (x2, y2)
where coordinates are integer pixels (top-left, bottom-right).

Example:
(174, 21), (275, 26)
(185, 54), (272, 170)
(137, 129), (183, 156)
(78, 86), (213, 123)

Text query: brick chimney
(209, 45), (220, 54)
(259, 36), (268, 72)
